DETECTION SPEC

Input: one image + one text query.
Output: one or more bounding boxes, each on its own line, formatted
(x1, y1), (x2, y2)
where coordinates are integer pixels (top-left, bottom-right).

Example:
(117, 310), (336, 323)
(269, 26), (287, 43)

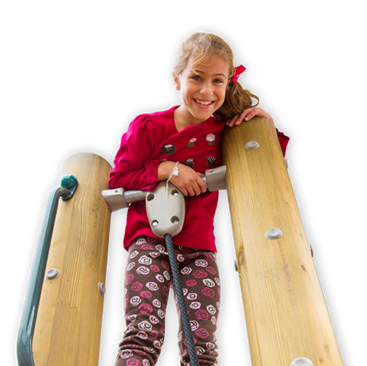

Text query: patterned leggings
(114, 235), (221, 366)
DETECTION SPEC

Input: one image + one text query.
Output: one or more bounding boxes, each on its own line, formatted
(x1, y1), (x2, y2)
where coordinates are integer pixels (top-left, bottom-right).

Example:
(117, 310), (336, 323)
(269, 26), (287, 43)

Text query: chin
(193, 112), (213, 123)
(192, 106), (216, 120)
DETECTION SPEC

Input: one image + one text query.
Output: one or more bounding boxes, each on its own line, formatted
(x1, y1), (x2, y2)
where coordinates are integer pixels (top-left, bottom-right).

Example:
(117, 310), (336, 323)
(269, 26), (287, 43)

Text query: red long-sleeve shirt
(109, 106), (289, 251)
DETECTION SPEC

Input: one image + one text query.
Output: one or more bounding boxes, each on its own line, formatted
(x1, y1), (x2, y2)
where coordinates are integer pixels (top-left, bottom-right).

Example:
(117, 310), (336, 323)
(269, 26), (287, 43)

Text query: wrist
(157, 161), (176, 180)
(167, 162), (179, 181)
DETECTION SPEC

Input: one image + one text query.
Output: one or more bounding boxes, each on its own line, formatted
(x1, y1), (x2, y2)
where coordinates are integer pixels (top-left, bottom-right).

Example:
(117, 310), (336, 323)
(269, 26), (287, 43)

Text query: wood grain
(222, 118), (343, 365)
(33, 153), (112, 366)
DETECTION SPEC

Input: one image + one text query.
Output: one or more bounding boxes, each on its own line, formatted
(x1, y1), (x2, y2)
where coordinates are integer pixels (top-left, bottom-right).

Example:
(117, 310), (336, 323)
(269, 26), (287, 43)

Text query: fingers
(170, 167), (207, 197)
(226, 107), (275, 128)
(196, 174), (207, 194)
(226, 107), (255, 127)
(243, 108), (260, 121)
(178, 181), (205, 197)
(183, 176), (206, 197)
(243, 107), (258, 121)
(226, 113), (242, 127)
(239, 107), (259, 123)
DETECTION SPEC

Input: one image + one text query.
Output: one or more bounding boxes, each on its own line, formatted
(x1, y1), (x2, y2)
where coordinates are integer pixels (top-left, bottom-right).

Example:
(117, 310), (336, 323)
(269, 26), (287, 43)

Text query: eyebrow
(192, 69), (227, 78)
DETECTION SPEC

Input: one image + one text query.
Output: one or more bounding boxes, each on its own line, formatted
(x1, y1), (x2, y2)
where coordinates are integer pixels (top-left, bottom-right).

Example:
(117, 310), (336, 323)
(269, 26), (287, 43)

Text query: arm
(109, 115), (161, 191)
(226, 106), (275, 128)
(109, 114), (207, 195)
(226, 107), (290, 157)
(157, 161), (207, 197)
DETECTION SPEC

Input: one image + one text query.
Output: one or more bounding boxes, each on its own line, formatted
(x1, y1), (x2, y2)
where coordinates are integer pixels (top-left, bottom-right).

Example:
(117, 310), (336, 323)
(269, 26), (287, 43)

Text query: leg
(114, 236), (172, 366)
(173, 246), (221, 366)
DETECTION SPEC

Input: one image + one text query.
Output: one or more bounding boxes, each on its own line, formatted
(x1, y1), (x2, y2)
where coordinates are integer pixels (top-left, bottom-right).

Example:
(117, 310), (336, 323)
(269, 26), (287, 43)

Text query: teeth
(195, 99), (212, 106)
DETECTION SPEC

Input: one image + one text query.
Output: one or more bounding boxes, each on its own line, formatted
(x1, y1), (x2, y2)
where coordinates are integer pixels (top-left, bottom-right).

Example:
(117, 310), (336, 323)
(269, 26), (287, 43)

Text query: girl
(109, 32), (289, 366)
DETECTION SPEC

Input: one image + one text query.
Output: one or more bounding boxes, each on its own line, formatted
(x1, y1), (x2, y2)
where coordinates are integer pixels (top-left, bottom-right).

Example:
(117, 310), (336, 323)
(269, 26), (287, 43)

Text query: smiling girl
(109, 32), (289, 366)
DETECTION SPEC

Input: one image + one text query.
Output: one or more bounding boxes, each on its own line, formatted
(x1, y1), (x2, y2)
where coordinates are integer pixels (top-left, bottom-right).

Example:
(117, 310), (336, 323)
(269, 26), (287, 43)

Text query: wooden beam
(222, 118), (343, 366)
(33, 153), (112, 366)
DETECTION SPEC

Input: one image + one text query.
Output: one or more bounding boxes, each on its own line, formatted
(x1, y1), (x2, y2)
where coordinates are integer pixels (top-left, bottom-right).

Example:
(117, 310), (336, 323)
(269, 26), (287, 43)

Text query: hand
(226, 107), (275, 128)
(170, 166), (207, 197)
(158, 162), (207, 197)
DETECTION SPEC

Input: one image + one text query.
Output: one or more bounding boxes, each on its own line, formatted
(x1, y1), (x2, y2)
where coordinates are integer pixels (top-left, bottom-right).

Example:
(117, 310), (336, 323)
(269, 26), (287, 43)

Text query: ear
(172, 73), (181, 91)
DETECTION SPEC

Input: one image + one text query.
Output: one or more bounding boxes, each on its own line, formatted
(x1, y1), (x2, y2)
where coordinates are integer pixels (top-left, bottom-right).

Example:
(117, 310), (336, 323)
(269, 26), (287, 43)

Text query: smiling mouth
(194, 99), (215, 106)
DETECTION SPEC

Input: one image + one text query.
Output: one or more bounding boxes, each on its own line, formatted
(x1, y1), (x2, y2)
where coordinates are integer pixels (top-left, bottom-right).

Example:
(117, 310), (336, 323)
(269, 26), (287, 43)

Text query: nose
(200, 80), (213, 96)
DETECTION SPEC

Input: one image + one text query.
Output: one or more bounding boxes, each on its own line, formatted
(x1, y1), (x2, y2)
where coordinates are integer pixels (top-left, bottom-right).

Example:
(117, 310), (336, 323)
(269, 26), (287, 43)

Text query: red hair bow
(232, 64), (246, 83)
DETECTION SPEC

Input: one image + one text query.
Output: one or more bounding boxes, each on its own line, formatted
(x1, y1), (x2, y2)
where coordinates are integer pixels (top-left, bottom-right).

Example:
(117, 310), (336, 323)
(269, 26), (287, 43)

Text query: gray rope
(164, 234), (199, 366)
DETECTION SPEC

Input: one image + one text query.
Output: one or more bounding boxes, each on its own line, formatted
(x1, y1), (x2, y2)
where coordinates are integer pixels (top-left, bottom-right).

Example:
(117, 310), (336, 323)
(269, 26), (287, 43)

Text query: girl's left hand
(226, 107), (275, 128)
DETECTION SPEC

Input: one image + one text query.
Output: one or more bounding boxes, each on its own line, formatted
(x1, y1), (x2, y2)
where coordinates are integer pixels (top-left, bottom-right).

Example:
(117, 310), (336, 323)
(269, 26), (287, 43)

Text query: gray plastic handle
(102, 165), (226, 212)
(145, 181), (185, 238)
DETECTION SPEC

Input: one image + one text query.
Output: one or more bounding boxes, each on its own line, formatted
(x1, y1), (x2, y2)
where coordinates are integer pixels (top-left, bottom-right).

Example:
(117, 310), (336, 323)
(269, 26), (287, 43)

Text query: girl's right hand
(157, 161), (207, 197)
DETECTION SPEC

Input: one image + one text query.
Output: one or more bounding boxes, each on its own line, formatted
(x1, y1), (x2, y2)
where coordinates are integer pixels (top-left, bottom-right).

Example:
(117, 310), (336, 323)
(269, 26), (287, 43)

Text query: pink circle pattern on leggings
(115, 236), (220, 366)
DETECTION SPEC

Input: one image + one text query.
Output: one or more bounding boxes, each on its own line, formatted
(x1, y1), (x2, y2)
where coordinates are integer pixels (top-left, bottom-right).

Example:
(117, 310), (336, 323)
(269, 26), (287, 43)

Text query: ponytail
(214, 81), (259, 121)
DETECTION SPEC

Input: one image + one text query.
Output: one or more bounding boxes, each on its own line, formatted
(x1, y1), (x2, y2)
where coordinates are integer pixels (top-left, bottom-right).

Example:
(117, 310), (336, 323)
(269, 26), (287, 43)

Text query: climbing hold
(245, 141), (260, 150)
(290, 357), (313, 366)
(310, 244), (314, 257)
(284, 158), (289, 168)
(264, 228), (283, 239)
(233, 259), (238, 272)
(45, 268), (60, 280)
(98, 282), (106, 295)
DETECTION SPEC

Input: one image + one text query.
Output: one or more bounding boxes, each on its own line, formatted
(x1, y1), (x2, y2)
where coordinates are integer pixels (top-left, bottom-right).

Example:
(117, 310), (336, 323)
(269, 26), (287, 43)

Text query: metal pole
(18, 153), (112, 366)
(17, 177), (77, 366)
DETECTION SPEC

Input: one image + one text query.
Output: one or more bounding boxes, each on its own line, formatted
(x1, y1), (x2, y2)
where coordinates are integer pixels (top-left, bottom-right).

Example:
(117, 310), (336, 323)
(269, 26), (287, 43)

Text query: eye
(214, 78), (224, 84)
(191, 75), (202, 81)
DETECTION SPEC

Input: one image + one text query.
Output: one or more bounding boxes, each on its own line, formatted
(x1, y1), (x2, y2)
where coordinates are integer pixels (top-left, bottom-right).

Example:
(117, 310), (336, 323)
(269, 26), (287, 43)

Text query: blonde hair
(173, 32), (259, 121)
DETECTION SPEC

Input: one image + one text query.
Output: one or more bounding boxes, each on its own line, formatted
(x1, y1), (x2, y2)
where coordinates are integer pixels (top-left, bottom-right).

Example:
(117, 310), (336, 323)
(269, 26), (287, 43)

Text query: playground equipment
(221, 118), (343, 365)
(17, 153), (112, 366)
(17, 117), (343, 366)
(103, 169), (227, 366)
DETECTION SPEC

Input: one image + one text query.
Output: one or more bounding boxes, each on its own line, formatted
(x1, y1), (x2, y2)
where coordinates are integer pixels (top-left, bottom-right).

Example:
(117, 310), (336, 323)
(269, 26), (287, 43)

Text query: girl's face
(173, 54), (229, 129)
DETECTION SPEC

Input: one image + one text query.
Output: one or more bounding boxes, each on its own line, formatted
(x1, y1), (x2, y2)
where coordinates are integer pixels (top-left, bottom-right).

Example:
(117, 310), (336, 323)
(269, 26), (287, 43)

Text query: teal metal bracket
(17, 175), (78, 366)
(60, 174), (78, 201)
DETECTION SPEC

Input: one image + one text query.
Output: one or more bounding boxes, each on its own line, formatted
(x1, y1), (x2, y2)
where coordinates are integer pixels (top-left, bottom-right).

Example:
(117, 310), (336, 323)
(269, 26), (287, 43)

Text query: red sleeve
(109, 114), (161, 191)
(276, 129), (290, 157)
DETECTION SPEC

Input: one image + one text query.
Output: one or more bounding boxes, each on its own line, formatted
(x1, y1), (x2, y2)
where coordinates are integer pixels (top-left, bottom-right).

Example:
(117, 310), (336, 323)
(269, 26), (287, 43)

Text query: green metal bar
(17, 175), (78, 366)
